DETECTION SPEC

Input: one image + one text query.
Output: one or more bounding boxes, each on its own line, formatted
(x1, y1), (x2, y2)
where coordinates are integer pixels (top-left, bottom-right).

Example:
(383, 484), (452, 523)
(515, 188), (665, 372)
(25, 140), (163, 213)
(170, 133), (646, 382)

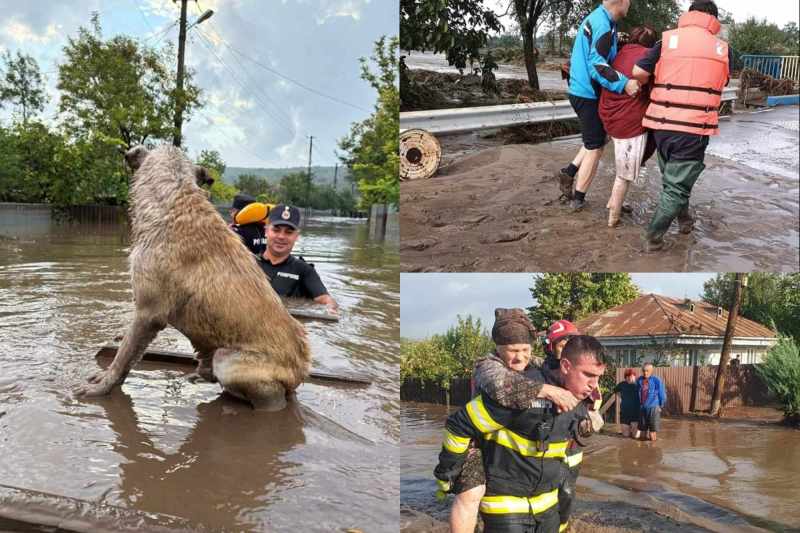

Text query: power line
(194, 26), (295, 133)
(193, 30), (339, 168)
(191, 30), (297, 138)
(203, 19), (371, 113)
(130, 0), (155, 33)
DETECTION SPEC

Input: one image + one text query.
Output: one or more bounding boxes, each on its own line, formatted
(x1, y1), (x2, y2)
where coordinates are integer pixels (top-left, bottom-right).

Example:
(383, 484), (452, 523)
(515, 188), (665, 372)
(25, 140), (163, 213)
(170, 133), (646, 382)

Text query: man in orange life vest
(632, 0), (732, 251)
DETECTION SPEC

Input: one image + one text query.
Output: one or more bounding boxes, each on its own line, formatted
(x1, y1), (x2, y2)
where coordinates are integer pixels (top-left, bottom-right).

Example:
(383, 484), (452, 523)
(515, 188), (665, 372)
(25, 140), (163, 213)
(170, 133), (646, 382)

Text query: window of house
(616, 349), (637, 367)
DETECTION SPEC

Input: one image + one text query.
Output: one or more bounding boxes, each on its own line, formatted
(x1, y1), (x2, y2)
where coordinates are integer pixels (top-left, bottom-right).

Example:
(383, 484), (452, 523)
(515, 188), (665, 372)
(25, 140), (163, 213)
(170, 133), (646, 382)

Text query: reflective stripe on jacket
(434, 389), (588, 517)
(642, 11), (729, 136)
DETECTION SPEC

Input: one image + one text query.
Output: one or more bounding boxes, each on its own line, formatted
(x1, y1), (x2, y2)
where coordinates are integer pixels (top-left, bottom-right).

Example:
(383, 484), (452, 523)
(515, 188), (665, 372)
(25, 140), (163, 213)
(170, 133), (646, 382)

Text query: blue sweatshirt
(568, 4), (628, 99)
(637, 374), (667, 409)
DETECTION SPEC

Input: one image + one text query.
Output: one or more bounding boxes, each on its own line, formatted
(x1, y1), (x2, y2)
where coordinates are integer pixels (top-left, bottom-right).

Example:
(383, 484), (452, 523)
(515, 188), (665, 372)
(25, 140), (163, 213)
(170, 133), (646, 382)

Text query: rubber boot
(677, 205), (695, 234)
(607, 178), (629, 227)
(645, 157), (705, 249)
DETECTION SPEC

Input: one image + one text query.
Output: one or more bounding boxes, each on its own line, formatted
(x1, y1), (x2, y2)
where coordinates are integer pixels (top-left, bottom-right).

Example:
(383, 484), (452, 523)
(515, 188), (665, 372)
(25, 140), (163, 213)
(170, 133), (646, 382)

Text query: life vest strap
(649, 99), (719, 113)
(644, 114), (718, 130)
(654, 83), (722, 95)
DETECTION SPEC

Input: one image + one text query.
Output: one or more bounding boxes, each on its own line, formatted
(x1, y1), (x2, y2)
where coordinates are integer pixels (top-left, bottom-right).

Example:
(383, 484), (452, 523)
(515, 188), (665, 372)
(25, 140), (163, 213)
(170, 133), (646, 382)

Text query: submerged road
(403, 50), (566, 90)
(401, 403), (800, 533)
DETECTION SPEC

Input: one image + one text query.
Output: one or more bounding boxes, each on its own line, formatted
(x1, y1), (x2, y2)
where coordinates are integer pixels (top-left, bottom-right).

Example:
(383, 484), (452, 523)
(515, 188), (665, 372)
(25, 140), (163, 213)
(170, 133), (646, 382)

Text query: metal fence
(400, 87), (738, 134)
(742, 55), (800, 81)
(401, 364), (772, 415)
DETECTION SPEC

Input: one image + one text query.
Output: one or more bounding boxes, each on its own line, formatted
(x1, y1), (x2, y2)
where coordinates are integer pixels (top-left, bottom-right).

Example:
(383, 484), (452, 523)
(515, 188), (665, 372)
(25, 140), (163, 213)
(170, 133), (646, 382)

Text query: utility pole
(333, 163), (338, 190)
(710, 273), (747, 416)
(305, 136), (313, 218)
(173, 0), (188, 147)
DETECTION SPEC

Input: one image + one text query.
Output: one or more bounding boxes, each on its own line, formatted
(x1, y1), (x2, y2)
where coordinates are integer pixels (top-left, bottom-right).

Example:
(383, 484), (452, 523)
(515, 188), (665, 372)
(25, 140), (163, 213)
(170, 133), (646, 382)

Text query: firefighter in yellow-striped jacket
(434, 336), (608, 533)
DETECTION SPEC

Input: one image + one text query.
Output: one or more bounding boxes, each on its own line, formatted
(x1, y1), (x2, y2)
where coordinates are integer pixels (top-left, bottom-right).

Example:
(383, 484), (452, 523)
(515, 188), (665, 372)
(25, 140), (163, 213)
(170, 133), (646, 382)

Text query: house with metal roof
(575, 294), (777, 367)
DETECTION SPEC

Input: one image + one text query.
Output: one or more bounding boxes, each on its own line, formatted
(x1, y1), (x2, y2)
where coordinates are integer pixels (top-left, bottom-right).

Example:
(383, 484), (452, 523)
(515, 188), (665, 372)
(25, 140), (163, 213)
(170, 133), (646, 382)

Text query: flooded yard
(0, 208), (400, 532)
(401, 402), (800, 533)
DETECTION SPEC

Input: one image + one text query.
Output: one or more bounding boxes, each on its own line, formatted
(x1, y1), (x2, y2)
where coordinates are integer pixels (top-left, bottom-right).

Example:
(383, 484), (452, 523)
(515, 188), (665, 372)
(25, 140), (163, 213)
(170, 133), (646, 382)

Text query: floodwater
(400, 105), (800, 272)
(401, 403), (800, 533)
(0, 206), (399, 532)
(402, 50), (565, 90)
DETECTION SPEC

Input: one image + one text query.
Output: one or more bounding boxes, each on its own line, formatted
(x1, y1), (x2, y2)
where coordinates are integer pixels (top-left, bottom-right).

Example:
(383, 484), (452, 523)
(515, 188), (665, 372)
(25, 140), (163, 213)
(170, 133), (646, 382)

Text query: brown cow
(76, 145), (310, 411)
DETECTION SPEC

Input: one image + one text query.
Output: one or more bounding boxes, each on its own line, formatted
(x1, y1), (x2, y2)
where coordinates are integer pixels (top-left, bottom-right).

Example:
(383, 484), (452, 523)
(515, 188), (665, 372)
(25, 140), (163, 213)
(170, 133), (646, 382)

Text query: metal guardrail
(400, 87), (738, 134)
(742, 54), (800, 81)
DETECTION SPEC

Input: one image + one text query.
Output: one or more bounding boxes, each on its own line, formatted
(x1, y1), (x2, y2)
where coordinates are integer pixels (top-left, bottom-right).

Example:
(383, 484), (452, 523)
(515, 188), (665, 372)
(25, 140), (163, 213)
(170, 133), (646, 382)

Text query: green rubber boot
(645, 157), (705, 247)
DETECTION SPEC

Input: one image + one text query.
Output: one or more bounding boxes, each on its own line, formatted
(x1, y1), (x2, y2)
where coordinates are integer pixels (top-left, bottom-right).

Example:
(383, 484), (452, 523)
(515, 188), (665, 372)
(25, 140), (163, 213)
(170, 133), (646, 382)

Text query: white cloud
(315, 0), (370, 24)
(2, 20), (59, 44)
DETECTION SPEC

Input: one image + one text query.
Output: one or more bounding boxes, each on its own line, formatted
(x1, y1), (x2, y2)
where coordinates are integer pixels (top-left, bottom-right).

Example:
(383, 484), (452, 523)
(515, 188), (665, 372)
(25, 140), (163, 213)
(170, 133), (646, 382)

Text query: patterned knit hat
(492, 308), (536, 346)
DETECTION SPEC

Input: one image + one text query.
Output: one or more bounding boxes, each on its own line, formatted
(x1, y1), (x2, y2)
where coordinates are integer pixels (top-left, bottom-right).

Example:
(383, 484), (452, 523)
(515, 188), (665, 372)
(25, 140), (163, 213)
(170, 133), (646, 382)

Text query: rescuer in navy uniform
(257, 204), (338, 313)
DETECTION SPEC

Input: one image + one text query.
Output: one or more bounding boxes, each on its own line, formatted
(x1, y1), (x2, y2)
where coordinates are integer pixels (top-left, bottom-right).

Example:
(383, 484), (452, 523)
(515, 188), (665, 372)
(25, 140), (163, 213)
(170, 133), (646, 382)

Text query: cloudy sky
(400, 273), (718, 340)
(0, 0), (397, 168)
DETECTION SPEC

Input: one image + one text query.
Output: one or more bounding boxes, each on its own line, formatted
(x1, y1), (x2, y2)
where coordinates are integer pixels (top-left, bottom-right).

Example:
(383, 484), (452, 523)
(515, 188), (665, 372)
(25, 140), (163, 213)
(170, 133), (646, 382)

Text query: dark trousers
(558, 466), (579, 528)
(482, 507), (561, 533)
(646, 130), (709, 241)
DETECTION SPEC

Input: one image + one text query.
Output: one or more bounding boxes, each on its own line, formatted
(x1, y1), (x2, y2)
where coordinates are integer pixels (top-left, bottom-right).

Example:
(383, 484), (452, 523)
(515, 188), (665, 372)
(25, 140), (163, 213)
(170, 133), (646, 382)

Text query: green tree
(510, 0), (551, 90)
(208, 179), (238, 204)
(278, 171), (310, 206)
(527, 273), (640, 331)
(438, 315), (496, 376)
(400, 0), (502, 71)
(568, 0), (680, 35)
(338, 36), (399, 207)
(0, 51), (47, 123)
(729, 17), (794, 56)
(702, 273), (799, 341)
(783, 22), (799, 53)
(755, 336), (800, 425)
(234, 173), (274, 198)
(400, 314), (495, 386)
(57, 13), (200, 150)
(197, 149), (226, 176)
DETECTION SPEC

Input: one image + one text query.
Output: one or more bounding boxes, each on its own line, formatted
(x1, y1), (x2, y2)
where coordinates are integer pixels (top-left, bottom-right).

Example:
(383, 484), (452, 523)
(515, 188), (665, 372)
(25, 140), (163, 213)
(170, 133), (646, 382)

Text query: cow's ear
(125, 146), (149, 171)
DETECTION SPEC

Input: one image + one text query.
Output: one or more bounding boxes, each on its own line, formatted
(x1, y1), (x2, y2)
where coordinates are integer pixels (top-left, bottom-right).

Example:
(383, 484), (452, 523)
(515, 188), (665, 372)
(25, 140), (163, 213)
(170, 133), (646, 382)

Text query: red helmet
(545, 320), (579, 354)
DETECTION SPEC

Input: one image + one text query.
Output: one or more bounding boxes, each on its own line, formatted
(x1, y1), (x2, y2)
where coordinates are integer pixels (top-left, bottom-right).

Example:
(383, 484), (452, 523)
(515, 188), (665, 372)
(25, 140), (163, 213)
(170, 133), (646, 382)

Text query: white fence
(742, 55), (800, 81)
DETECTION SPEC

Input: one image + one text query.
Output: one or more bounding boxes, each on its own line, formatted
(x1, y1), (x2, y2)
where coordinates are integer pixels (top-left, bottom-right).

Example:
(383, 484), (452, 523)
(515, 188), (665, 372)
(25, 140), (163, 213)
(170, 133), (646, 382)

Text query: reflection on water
(0, 208), (399, 532)
(400, 403), (800, 532)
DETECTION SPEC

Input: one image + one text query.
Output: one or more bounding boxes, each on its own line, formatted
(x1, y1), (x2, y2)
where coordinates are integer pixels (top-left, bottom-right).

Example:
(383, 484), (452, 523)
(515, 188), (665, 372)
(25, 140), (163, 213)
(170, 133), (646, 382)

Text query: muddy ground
(400, 106), (799, 273)
(402, 69), (568, 112)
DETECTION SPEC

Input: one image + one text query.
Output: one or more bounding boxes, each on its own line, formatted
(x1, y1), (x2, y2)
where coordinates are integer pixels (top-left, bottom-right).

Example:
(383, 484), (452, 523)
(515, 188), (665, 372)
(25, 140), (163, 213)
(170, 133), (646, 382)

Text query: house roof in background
(575, 294), (776, 339)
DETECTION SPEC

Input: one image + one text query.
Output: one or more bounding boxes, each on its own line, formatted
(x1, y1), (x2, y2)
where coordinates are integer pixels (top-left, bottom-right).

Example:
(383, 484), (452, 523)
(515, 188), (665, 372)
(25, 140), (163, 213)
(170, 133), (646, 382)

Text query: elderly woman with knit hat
(448, 308), (580, 533)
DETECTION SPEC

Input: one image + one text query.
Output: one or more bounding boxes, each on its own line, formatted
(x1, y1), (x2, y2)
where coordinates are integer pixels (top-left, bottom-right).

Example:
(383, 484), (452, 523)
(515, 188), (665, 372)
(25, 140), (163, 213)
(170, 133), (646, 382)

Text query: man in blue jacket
(636, 363), (667, 441)
(563, 0), (641, 211)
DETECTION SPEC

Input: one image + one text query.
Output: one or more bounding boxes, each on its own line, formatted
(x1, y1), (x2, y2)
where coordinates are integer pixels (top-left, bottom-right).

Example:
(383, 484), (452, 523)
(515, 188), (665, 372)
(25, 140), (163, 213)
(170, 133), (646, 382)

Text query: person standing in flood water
(447, 310), (579, 533)
(636, 363), (666, 441)
(256, 204), (339, 313)
(435, 335), (608, 533)
(614, 368), (641, 437)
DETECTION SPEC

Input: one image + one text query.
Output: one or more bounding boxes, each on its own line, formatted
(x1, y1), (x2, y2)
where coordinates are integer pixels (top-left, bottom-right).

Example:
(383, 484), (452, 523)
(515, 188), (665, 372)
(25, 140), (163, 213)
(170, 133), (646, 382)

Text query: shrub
(756, 335), (800, 424)
(400, 315), (495, 387)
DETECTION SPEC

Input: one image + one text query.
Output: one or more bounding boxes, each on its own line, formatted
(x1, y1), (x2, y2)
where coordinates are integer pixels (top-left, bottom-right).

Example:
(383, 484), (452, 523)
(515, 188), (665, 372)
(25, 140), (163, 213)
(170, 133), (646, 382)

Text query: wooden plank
(95, 345), (371, 386)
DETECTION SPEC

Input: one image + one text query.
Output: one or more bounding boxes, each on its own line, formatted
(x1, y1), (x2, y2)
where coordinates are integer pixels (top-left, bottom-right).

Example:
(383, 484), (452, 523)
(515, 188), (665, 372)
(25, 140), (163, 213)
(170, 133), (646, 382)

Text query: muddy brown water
(403, 50), (565, 90)
(400, 105), (799, 272)
(0, 209), (399, 532)
(401, 403), (800, 533)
